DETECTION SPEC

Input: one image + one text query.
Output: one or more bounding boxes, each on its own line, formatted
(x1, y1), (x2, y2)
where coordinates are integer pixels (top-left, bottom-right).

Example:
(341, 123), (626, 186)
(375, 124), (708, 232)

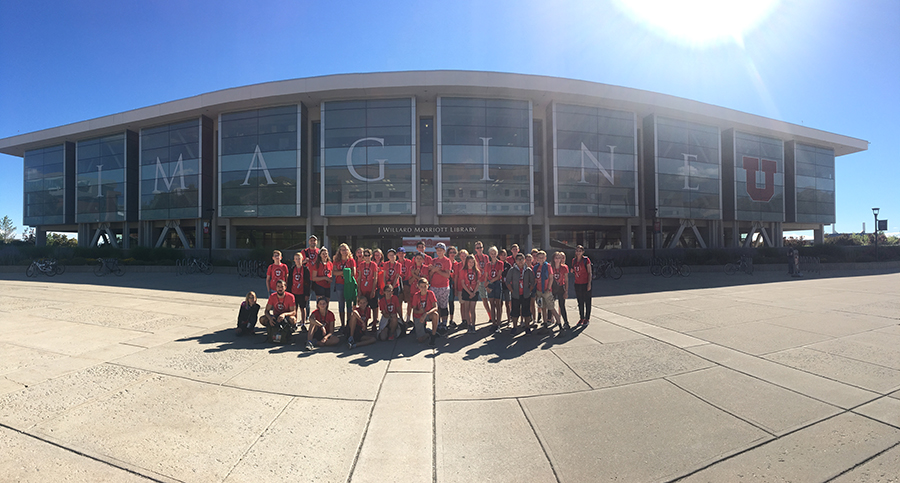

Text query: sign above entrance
(325, 224), (530, 236)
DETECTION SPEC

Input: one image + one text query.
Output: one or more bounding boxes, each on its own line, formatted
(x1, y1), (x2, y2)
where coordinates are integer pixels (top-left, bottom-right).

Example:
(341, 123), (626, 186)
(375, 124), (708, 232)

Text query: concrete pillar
(526, 219), (534, 252)
(35, 228), (47, 247)
(122, 222), (130, 249)
(775, 222), (783, 247)
(814, 225), (825, 245)
(195, 219), (204, 250)
(621, 223), (632, 250)
(226, 221), (237, 249)
(639, 223), (647, 249)
(542, 217), (551, 252)
(78, 224), (91, 247)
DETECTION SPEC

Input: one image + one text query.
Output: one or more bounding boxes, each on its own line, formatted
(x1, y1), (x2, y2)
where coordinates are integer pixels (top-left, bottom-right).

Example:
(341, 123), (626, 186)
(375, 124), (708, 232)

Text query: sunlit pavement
(1, 269), (898, 482)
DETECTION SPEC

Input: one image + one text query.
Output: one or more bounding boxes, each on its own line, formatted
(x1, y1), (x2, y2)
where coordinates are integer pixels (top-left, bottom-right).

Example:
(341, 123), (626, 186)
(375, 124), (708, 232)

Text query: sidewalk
(0, 270), (898, 482)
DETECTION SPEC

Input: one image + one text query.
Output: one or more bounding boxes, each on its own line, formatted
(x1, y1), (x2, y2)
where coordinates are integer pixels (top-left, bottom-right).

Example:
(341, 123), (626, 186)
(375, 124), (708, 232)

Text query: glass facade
(437, 97), (533, 215)
(553, 103), (637, 216)
(76, 133), (127, 223)
(733, 132), (784, 222)
(419, 117), (435, 207)
(140, 120), (201, 220)
(321, 98), (415, 216)
(220, 105), (300, 217)
(23, 145), (66, 225)
(655, 117), (720, 219)
(794, 143), (835, 224)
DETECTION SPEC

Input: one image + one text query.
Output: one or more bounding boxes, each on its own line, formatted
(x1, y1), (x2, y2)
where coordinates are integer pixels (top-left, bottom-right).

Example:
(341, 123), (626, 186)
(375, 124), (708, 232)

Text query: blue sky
(1, 0), (897, 236)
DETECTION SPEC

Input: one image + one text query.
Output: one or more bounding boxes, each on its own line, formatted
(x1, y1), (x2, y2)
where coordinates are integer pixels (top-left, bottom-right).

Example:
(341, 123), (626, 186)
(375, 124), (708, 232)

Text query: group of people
(235, 235), (595, 349)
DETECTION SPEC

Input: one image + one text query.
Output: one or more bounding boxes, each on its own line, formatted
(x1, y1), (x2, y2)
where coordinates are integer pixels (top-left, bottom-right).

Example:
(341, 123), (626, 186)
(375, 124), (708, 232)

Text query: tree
(0, 216), (16, 243)
(47, 233), (78, 247)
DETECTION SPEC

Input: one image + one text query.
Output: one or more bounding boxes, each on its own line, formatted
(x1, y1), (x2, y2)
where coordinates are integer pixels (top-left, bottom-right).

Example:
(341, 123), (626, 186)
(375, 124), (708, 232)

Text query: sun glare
(614, 0), (779, 48)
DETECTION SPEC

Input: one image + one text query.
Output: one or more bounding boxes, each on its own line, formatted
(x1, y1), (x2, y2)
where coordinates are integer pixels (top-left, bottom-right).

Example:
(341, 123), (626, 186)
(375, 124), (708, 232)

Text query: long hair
(316, 247), (331, 264)
(334, 243), (351, 264)
(463, 254), (480, 277)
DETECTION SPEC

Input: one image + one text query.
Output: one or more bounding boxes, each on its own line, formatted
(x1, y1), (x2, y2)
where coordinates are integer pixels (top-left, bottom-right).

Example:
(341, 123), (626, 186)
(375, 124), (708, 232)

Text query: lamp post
(206, 208), (215, 261)
(872, 207), (880, 261)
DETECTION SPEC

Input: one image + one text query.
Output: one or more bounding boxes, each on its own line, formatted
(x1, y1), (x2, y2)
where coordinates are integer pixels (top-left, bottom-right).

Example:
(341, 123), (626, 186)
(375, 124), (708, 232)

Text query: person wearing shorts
(505, 253), (534, 334)
(378, 281), (401, 340)
(457, 254), (480, 334)
(332, 243), (357, 328)
(429, 243), (452, 334)
(346, 295), (376, 350)
(265, 250), (289, 296)
(485, 246), (505, 333)
(551, 251), (571, 331)
(499, 248), (512, 322)
(446, 246), (459, 329)
(406, 277), (439, 346)
(301, 235), (320, 313)
(533, 251), (560, 333)
(290, 252), (310, 322)
(357, 249), (379, 322)
(473, 241), (491, 319)
(310, 248), (332, 301)
(306, 297), (340, 350)
(259, 280), (297, 332)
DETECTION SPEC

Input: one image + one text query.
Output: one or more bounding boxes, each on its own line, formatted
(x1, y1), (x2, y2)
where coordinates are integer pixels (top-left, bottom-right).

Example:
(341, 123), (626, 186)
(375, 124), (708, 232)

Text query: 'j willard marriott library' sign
(326, 224), (529, 236)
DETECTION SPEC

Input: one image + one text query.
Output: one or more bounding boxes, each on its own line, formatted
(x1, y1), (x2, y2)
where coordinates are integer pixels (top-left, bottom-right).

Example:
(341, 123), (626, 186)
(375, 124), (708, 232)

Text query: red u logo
(743, 156), (777, 202)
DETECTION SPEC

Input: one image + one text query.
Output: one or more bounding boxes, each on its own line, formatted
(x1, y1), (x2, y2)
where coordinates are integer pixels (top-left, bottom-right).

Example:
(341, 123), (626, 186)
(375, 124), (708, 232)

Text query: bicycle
(95, 258), (125, 277)
(592, 259), (623, 280)
(661, 258), (691, 278)
(649, 257), (665, 277)
(725, 255), (753, 275)
(237, 259), (266, 278)
(186, 256), (213, 275)
(26, 258), (64, 277)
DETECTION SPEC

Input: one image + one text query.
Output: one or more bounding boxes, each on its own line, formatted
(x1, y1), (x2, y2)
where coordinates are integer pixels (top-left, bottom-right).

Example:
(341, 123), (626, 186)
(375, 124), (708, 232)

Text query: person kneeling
(346, 295), (376, 349)
(259, 280), (298, 343)
(306, 297), (340, 350)
(406, 277), (440, 346)
(378, 282), (402, 341)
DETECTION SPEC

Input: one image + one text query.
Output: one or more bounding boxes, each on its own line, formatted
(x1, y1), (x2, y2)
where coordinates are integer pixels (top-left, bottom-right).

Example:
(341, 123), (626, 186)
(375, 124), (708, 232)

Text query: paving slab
(2, 354), (117, 388)
(351, 372), (433, 483)
(575, 319), (644, 344)
(689, 343), (878, 409)
(0, 342), (66, 375)
(111, 330), (272, 384)
(855, 397), (900, 428)
(807, 336), (900, 371)
(642, 311), (716, 332)
(388, 340), (434, 372)
(224, 396), (371, 483)
(688, 320), (833, 355)
(552, 338), (711, 389)
(679, 413), (900, 482)
(33, 374), (292, 483)
(436, 399), (556, 483)
(765, 311), (897, 338)
(830, 444), (900, 483)
(225, 342), (391, 400)
(0, 377), (25, 396)
(0, 364), (153, 430)
(0, 426), (153, 483)
(842, 300), (900, 320)
(764, 347), (900, 393)
(668, 366), (840, 435)
(0, 319), (146, 357)
(521, 379), (770, 482)
(600, 300), (694, 320)
(435, 336), (590, 400)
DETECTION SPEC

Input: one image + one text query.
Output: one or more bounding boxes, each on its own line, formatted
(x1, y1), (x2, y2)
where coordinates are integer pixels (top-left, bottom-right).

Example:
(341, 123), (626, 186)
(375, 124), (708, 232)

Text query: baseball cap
(435, 242), (446, 250)
(398, 247), (406, 252)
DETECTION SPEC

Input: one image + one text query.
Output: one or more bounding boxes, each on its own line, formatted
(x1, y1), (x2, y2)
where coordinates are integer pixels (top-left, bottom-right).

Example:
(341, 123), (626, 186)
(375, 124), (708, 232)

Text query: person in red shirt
(300, 235), (319, 315)
(259, 280), (297, 332)
(377, 281), (401, 341)
(484, 246), (505, 332)
(408, 252), (428, 293)
(346, 295), (376, 350)
(357, 249), (379, 322)
(309, 247), (332, 302)
(458, 254), (480, 334)
(372, 248), (384, 268)
(507, 244), (520, 266)
(290, 252), (310, 322)
(473, 241), (491, 319)
(414, 240), (433, 264)
(265, 250), (289, 295)
(406, 277), (440, 345)
(570, 245), (592, 326)
(332, 243), (357, 328)
(551, 251), (571, 331)
(446, 246), (460, 329)
(429, 243), (453, 333)
(533, 250), (559, 333)
(306, 297), (340, 350)
(397, 248), (412, 306)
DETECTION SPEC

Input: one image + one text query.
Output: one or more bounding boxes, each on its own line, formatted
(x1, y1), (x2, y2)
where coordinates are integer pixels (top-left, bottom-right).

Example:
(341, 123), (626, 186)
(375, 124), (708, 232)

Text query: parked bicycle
(177, 256), (213, 275)
(725, 255), (753, 275)
(237, 259), (267, 278)
(592, 258), (623, 280)
(95, 258), (125, 277)
(26, 258), (65, 277)
(649, 257), (665, 277)
(661, 258), (691, 278)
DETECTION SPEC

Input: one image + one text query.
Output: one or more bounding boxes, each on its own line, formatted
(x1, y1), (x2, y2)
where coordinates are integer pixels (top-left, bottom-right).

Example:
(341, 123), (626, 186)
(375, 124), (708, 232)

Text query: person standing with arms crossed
(570, 245), (592, 326)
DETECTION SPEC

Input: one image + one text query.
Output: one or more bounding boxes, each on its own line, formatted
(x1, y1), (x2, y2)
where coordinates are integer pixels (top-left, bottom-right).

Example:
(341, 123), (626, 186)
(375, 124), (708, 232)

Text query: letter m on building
(152, 154), (186, 194)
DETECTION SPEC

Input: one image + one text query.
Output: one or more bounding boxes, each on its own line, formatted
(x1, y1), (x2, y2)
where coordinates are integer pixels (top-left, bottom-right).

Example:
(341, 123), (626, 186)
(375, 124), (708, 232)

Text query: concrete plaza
(0, 267), (898, 482)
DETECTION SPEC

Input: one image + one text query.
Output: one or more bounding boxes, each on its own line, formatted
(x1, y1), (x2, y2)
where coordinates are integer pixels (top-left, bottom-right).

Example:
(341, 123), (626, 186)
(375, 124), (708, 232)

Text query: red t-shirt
(460, 268), (479, 293)
(451, 260), (462, 286)
(415, 251), (433, 264)
(399, 257), (412, 280)
(353, 305), (371, 325)
(552, 264), (569, 288)
(313, 309), (335, 329)
(333, 257), (356, 284)
(290, 265), (307, 296)
(409, 261), (428, 284)
(302, 247), (319, 265)
(571, 256), (591, 284)
(357, 260), (378, 294)
(429, 256), (452, 288)
(507, 254), (518, 266)
(411, 290), (436, 315)
(474, 253), (489, 281)
(379, 295), (400, 316)
(485, 260), (504, 283)
(267, 292), (296, 316)
(266, 263), (289, 291)
(312, 260), (332, 288)
(382, 260), (402, 287)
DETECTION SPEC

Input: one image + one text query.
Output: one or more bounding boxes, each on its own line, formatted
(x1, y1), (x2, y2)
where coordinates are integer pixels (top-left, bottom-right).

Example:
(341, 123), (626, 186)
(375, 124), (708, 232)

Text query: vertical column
(639, 223), (647, 249)
(35, 228), (47, 247)
(122, 221), (130, 249)
(225, 221), (236, 250)
(78, 223), (91, 247)
(814, 225), (824, 245)
(621, 223), (632, 250)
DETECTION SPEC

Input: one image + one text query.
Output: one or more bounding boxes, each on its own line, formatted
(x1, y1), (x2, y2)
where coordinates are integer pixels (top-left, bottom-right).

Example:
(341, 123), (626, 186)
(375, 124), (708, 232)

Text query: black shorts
(488, 281), (502, 300)
(310, 325), (326, 342)
(460, 289), (479, 302)
(312, 283), (330, 298)
(511, 297), (531, 319)
(345, 324), (365, 341)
